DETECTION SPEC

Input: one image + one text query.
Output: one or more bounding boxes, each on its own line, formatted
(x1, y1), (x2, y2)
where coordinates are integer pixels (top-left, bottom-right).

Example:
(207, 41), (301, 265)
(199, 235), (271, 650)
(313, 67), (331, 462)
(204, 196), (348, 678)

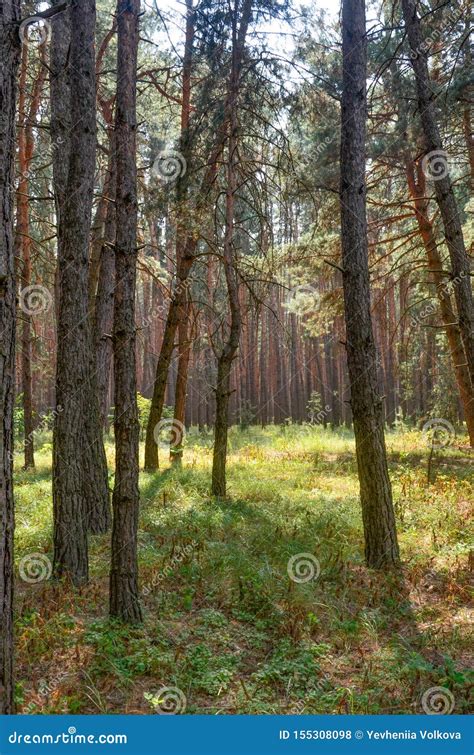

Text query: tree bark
(109, 0), (142, 623)
(171, 0), (195, 465)
(340, 0), (400, 568)
(15, 45), (47, 471)
(0, 0), (21, 713)
(406, 158), (474, 445)
(16, 46), (46, 469)
(52, 0), (109, 582)
(211, 0), (252, 497)
(401, 0), (474, 390)
(94, 141), (116, 429)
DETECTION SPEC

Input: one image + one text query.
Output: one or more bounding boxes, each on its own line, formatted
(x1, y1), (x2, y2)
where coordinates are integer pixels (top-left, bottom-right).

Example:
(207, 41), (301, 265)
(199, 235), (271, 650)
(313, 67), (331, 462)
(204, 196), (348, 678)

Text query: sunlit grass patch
(13, 425), (473, 714)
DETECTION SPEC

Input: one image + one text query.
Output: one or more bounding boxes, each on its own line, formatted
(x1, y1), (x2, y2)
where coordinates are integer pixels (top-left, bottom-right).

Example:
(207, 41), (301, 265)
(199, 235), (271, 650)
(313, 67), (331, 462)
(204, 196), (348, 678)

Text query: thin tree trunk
(401, 0), (474, 390)
(0, 0), (21, 713)
(109, 0), (142, 623)
(211, 0), (252, 497)
(258, 306), (268, 426)
(144, 7), (249, 471)
(171, 0), (195, 465)
(406, 158), (474, 445)
(16, 49), (31, 469)
(94, 141), (116, 429)
(171, 298), (192, 464)
(16, 44), (47, 471)
(340, 0), (400, 568)
(461, 17), (474, 191)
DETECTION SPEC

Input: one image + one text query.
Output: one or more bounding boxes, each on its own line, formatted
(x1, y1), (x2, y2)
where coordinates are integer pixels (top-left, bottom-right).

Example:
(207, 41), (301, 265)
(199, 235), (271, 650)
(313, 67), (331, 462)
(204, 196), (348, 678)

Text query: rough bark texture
(0, 0), (21, 713)
(170, 0), (195, 465)
(406, 158), (474, 446)
(52, 0), (109, 582)
(143, 249), (194, 470)
(340, 0), (400, 568)
(211, 0), (252, 497)
(109, 0), (142, 623)
(94, 145), (116, 429)
(401, 0), (474, 390)
(171, 297), (192, 464)
(16, 48), (46, 470)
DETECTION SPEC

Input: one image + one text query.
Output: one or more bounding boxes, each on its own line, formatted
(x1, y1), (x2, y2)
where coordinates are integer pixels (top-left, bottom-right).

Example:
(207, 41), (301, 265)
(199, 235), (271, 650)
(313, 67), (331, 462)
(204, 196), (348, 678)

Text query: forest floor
(13, 425), (473, 715)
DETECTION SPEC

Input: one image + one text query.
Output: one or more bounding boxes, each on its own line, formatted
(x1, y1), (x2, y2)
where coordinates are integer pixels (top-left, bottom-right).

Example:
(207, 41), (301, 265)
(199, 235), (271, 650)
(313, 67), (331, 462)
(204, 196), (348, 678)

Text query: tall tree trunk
(109, 0), (142, 623)
(17, 48), (46, 470)
(17, 48), (31, 468)
(258, 306), (268, 426)
(406, 158), (474, 445)
(0, 0), (20, 713)
(94, 141), (116, 429)
(340, 0), (400, 568)
(461, 17), (474, 191)
(211, 0), (252, 497)
(52, 0), (109, 582)
(401, 0), (474, 390)
(171, 0), (195, 465)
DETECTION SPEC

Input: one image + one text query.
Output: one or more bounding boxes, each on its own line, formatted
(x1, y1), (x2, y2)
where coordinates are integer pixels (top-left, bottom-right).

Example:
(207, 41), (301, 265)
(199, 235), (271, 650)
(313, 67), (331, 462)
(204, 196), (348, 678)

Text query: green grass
(13, 425), (473, 714)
